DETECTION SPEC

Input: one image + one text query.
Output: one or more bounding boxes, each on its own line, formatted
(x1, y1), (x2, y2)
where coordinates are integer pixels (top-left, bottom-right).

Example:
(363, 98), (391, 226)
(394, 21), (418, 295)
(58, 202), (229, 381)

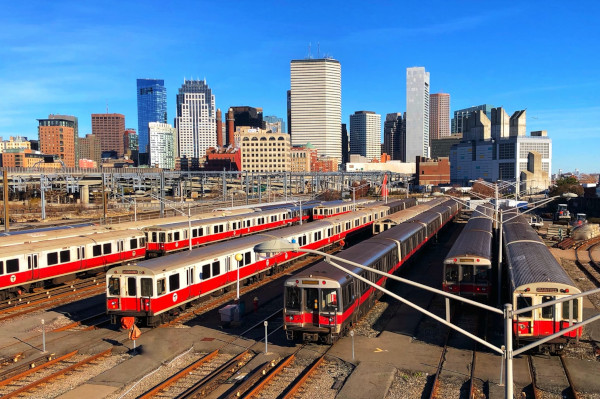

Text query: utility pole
(3, 170), (9, 232)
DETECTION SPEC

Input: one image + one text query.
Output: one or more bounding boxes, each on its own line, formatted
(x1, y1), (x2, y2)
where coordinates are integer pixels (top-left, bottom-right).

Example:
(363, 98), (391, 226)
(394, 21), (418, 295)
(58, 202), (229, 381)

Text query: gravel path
(385, 369), (428, 399)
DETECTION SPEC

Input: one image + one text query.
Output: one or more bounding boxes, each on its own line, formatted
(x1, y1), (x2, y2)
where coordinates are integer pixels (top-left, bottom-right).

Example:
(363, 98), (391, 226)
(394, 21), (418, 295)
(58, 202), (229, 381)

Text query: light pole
(235, 253), (243, 299)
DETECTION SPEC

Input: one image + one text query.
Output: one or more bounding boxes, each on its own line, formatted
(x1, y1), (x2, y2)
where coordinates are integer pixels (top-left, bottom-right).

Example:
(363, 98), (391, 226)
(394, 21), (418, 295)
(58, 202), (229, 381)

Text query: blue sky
(1, 1), (598, 173)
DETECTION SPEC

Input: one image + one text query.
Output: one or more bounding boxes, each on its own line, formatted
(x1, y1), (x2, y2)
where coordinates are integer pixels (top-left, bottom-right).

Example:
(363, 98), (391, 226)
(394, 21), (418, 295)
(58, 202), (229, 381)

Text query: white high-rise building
(149, 122), (176, 169)
(175, 79), (216, 159)
(350, 111), (381, 160)
(290, 58), (341, 163)
(406, 67), (430, 162)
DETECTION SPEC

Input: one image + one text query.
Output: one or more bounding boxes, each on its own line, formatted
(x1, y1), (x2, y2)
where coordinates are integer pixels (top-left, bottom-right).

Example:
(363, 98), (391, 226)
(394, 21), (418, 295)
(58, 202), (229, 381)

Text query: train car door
(117, 240), (124, 261)
(126, 276), (141, 312)
(28, 254), (39, 280)
(539, 295), (557, 336)
(305, 288), (319, 326)
(185, 267), (194, 297)
(78, 246), (86, 269)
(515, 295), (534, 339)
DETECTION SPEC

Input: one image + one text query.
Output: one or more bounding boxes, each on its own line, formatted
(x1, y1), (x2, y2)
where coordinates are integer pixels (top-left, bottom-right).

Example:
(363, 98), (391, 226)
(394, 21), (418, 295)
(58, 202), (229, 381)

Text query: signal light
(525, 288), (530, 292)
(322, 281), (326, 285)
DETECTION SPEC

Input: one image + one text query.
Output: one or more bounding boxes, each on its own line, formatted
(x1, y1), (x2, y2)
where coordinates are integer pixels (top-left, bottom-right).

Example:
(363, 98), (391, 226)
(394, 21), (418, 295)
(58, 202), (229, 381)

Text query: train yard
(0, 198), (598, 398)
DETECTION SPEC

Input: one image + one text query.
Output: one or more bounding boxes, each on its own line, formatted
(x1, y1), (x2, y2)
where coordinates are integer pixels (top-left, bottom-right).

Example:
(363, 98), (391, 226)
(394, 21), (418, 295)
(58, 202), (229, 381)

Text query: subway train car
(372, 198), (447, 234)
(0, 229), (146, 300)
(504, 211), (582, 352)
(281, 199), (460, 343)
(106, 206), (387, 326)
(311, 199), (376, 219)
(442, 203), (494, 301)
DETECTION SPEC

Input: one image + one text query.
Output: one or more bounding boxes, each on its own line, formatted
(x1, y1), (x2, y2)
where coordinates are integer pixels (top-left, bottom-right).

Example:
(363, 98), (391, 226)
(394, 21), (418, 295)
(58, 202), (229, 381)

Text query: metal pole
(42, 319), (46, 352)
(188, 206), (192, 251)
(237, 260), (240, 299)
(494, 184), (499, 230)
(159, 171), (165, 217)
(41, 175), (46, 220)
(350, 330), (355, 360)
(504, 303), (513, 399)
(264, 321), (268, 354)
(299, 200), (302, 225)
(498, 210), (503, 306)
(3, 170), (9, 232)
(445, 297), (451, 322)
(134, 198), (137, 222)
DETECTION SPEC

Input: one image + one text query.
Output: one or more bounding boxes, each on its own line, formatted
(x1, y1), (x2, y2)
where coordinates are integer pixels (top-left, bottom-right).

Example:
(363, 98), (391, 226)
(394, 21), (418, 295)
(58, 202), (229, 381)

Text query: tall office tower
(91, 113), (125, 156)
(406, 67), (430, 162)
(341, 123), (349, 165)
(383, 113), (405, 161)
(124, 128), (138, 152)
(290, 57), (342, 162)
(350, 111), (381, 159)
(490, 107), (510, 140)
(175, 79), (216, 158)
(137, 79), (167, 158)
(49, 114), (78, 163)
(286, 90), (292, 135)
(78, 134), (101, 164)
(429, 93), (450, 140)
(149, 122), (176, 169)
(37, 117), (76, 167)
(264, 115), (285, 133)
(230, 106), (264, 130)
(451, 104), (494, 135)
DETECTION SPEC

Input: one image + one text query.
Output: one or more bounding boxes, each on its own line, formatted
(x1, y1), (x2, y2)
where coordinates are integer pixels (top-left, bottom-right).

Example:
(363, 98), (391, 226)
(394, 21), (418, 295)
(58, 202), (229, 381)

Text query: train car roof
(0, 223), (96, 236)
(444, 217), (493, 262)
(0, 229), (145, 257)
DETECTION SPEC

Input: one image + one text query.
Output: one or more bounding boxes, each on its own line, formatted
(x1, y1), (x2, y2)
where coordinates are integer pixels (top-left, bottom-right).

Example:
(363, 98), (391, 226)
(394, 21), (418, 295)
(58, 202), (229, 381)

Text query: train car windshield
(285, 286), (301, 311)
(108, 277), (120, 296)
(445, 265), (458, 282)
(321, 289), (339, 311)
(516, 296), (533, 318)
(461, 267), (473, 282)
(474, 266), (490, 283)
(141, 278), (153, 297)
(562, 298), (579, 319)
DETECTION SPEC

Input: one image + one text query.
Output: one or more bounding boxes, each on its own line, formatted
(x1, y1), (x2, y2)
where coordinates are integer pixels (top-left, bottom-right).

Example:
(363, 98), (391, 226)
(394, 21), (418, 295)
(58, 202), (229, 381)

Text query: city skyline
(0, 1), (598, 173)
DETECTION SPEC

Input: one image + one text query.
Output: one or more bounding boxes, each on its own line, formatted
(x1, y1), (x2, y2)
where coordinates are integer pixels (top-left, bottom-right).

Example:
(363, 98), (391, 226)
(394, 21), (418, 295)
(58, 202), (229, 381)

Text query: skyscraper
(341, 123), (349, 165)
(350, 111), (381, 160)
(290, 58), (341, 162)
(406, 67), (430, 162)
(137, 79), (167, 157)
(37, 117), (76, 167)
(78, 134), (101, 164)
(383, 113), (405, 161)
(149, 122), (176, 169)
(429, 93), (450, 140)
(49, 114), (78, 163)
(175, 79), (216, 158)
(91, 113), (125, 157)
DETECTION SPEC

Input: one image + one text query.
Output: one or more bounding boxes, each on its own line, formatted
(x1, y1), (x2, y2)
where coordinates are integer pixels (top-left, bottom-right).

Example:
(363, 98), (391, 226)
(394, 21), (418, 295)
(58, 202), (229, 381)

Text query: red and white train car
(504, 211), (582, 352)
(312, 199), (376, 220)
(0, 230), (146, 299)
(106, 206), (388, 326)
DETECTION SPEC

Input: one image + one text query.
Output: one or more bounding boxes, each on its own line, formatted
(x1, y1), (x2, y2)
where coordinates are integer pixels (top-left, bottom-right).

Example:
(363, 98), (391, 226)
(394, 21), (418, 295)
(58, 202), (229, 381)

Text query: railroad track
(527, 353), (581, 399)
(0, 349), (112, 398)
(574, 244), (600, 288)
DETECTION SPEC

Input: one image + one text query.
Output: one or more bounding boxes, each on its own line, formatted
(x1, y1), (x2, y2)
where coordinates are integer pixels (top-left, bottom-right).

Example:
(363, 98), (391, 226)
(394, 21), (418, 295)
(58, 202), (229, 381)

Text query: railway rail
(527, 353), (581, 399)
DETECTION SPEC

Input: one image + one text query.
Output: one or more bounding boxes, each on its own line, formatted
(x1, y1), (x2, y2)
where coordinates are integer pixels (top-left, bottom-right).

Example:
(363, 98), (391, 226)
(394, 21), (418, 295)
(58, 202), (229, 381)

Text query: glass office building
(137, 79), (167, 158)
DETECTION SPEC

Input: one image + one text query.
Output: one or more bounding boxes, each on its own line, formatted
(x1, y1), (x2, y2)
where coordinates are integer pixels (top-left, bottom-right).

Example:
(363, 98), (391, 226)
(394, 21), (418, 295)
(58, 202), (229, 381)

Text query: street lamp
(235, 253), (243, 299)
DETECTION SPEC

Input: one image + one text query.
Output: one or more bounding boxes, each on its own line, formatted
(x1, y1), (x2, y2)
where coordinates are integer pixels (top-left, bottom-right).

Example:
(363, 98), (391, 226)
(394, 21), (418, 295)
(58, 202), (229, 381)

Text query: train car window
(60, 250), (70, 263)
(212, 261), (220, 276)
(541, 296), (555, 319)
(152, 232), (157, 242)
(354, 219), (359, 227)
(167, 233), (173, 242)
(271, 216), (277, 222)
(93, 245), (101, 257)
(445, 265), (458, 282)
(516, 296), (533, 318)
(159, 233), (165, 243)
(245, 252), (251, 265)
(141, 278), (153, 297)
(127, 277), (136, 296)
(174, 232), (180, 241)
(199, 228), (204, 236)
(130, 239), (138, 249)
(474, 267), (490, 283)
(231, 223), (237, 230)
(461, 267), (474, 282)
(202, 264), (211, 280)
(285, 286), (301, 310)
(0, 261), (4, 274)
(157, 278), (166, 295)
(6, 259), (18, 273)
(327, 228), (332, 236)
(103, 243), (112, 255)
(169, 274), (180, 292)
(108, 277), (120, 295)
(140, 237), (146, 246)
(192, 229), (198, 238)
(305, 288), (319, 311)
(47, 252), (59, 266)
(321, 289), (339, 311)
(561, 299), (579, 319)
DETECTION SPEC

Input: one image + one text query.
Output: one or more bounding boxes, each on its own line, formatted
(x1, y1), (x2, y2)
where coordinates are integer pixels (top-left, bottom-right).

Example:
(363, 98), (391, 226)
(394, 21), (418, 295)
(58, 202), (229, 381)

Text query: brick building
(92, 113), (125, 157)
(37, 117), (76, 167)
(204, 147), (241, 171)
(416, 156), (450, 186)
